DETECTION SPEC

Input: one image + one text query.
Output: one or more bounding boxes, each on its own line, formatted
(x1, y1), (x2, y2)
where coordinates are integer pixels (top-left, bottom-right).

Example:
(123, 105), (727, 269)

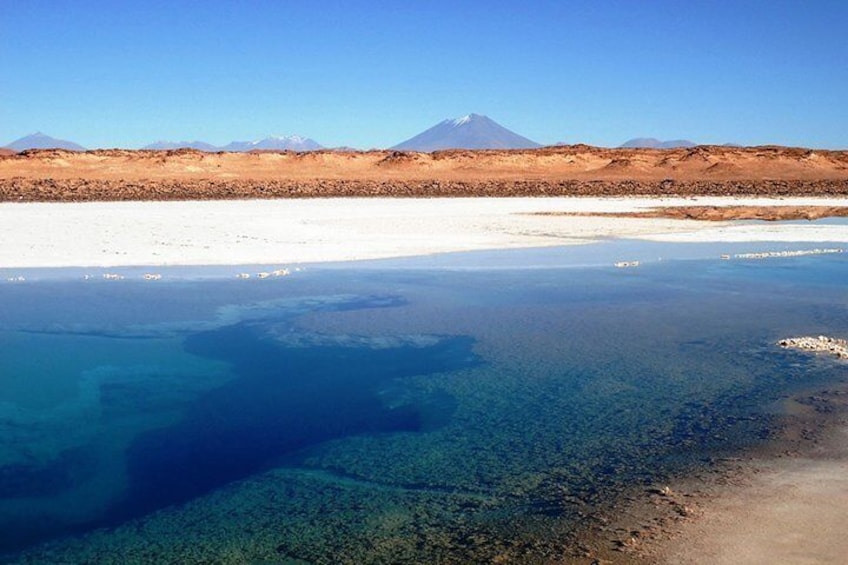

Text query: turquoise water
(2, 246), (847, 563)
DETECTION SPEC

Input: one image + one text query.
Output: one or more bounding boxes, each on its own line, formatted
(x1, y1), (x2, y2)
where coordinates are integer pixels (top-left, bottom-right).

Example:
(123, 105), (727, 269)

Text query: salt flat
(2, 196), (848, 269)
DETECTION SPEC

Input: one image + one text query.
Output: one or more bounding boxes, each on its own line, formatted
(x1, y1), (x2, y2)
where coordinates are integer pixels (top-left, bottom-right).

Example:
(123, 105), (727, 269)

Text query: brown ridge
(1, 145), (847, 201)
(532, 205), (848, 222)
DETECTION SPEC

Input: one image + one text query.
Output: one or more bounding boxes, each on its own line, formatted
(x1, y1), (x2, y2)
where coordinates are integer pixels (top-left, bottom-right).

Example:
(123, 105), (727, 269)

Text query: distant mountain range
(142, 140), (221, 152)
(222, 135), (323, 152)
(1, 133), (323, 153)
(2, 127), (744, 153)
(392, 114), (541, 151)
(4, 132), (86, 152)
(620, 138), (697, 149)
(143, 135), (323, 152)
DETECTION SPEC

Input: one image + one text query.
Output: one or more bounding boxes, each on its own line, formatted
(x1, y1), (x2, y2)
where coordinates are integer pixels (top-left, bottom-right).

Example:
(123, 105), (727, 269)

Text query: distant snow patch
(451, 115), (472, 126)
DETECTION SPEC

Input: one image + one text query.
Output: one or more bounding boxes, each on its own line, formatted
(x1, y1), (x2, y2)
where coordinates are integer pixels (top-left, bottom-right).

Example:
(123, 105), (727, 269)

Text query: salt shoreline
(2, 196), (848, 269)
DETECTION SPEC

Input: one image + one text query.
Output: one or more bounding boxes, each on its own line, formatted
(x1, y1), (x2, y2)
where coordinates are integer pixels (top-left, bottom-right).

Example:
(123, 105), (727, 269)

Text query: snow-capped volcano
(392, 114), (540, 151)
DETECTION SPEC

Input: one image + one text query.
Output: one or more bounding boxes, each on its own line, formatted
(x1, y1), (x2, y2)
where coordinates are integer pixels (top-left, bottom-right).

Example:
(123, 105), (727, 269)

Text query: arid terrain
(1, 145), (847, 201)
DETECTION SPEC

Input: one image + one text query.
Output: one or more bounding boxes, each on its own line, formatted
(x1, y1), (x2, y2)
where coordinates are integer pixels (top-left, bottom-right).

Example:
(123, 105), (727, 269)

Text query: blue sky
(2, 0), (846, 149)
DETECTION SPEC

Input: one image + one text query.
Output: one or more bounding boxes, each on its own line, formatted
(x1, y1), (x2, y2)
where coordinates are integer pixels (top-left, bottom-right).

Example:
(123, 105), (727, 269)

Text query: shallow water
(2, 244), (847, 563)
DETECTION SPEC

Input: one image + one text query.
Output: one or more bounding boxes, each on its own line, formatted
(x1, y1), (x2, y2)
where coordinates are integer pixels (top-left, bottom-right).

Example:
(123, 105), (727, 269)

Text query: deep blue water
(119, 322), (476, 522)
(1, 243), (847, 563)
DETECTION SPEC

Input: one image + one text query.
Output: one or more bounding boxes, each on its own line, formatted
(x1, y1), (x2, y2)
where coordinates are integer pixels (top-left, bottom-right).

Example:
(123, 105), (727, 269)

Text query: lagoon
(2, 243), (847, 563)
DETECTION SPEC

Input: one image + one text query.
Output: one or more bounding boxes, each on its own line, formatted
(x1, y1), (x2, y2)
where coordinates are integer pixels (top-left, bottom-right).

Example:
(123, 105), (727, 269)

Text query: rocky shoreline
(3, 177), (848, 202)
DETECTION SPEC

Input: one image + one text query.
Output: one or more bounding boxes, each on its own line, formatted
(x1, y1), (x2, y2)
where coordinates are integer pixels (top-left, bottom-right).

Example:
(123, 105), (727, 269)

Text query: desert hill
(1, 145), (846, 201)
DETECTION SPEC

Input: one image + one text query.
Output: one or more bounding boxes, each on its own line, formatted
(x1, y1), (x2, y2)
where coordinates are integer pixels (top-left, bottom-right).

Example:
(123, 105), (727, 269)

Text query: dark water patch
(111, 320), (479, 523)
(0, 446), (106, 556)
(0, 446), (96, 499)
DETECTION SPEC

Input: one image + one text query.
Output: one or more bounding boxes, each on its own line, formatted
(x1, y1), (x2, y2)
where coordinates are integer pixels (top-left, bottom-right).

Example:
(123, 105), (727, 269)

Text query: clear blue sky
(2, 0), (846, 149)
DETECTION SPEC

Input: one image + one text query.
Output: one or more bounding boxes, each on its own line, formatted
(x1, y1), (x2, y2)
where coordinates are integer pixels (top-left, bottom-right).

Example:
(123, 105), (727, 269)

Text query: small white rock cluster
(237, 267), (296, 280)
(778, 336), (848, 359)
(735, 248), (843, 260)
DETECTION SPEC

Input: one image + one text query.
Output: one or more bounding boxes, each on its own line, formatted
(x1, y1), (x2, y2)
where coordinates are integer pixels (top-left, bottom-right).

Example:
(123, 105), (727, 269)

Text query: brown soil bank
(1, 145), (847, 201)
(537, 205), (848, 222)
(633, 205), (848, 221)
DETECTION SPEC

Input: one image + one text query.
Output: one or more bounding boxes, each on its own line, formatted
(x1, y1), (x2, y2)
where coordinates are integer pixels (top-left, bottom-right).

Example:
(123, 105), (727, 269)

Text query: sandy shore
(557, 379), (848, 565)
(659, 457), (848, 564)
(2, 196), (848, 269)
(648, 386), (848, 565)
